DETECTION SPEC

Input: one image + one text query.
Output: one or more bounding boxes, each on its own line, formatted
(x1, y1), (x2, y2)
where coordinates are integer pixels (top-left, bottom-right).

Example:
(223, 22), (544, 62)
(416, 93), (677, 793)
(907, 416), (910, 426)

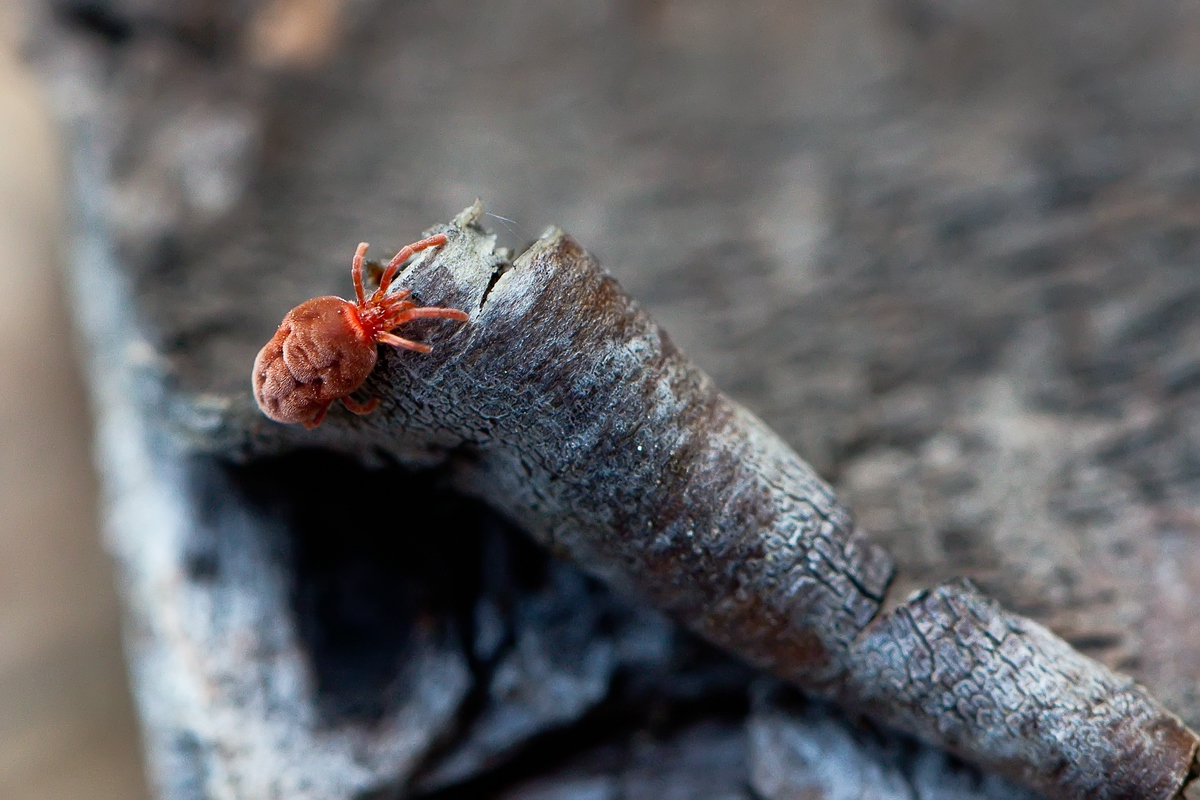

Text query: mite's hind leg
(301, 401), (332, 430)
(342, 395), (379, 415)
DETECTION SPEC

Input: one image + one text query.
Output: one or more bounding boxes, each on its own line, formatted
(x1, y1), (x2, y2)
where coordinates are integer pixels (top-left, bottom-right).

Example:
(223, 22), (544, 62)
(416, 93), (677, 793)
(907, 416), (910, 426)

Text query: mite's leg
(378, 331), (432, 354)
(342, 395), (379, 415)
(386, 306), (470, 329)
(301, 401), (332, 429)
(351, 242), (369, 306)
(373, 234), (449, 301)
(377, 289), (413, 311)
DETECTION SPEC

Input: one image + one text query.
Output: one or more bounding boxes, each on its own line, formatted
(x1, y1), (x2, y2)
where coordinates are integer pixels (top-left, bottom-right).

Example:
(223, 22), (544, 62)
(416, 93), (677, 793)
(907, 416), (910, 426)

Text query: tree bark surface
(245, 203), (1192, 799)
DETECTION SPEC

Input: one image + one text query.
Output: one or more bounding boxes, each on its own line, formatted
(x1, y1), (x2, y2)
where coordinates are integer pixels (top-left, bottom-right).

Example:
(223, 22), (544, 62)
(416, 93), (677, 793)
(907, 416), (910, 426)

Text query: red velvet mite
(252, 234), (468, 429)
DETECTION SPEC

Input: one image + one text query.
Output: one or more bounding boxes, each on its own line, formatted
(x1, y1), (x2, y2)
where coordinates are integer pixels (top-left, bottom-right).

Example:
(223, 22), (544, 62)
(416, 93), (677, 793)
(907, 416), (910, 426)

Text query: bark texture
(238, 202), (1194, 799)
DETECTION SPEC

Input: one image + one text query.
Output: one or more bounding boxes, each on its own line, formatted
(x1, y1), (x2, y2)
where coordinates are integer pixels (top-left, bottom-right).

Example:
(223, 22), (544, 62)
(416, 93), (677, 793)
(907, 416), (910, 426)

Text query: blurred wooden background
(0, 5), (146, 797)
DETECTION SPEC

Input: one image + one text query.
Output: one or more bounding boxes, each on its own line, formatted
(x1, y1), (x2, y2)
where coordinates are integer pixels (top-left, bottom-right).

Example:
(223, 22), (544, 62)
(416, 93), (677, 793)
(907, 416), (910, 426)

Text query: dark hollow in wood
(242, 203), (1200, 800)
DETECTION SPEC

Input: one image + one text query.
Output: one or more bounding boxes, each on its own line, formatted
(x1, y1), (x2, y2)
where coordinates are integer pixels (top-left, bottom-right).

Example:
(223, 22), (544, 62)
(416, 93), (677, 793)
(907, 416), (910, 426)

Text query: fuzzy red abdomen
(252, 296), (377, 424)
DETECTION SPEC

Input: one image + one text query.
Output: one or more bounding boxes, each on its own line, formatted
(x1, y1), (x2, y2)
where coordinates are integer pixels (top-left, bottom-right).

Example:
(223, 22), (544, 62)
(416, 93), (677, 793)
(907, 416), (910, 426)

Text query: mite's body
(252, 234), (467, 428)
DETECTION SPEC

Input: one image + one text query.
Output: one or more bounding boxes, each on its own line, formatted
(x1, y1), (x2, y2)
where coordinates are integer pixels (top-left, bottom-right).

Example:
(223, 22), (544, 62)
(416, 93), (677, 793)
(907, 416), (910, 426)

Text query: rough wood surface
(230, 203), (1197, 798)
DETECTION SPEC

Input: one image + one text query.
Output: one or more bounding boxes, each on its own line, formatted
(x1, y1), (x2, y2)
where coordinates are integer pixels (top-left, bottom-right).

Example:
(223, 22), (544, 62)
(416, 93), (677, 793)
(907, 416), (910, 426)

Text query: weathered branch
(230, 203), (1199, 799)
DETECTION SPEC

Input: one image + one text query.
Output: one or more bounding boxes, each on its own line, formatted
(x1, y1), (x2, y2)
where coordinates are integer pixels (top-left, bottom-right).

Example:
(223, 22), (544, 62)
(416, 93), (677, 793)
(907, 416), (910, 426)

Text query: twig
(242, 202), (1200, 799)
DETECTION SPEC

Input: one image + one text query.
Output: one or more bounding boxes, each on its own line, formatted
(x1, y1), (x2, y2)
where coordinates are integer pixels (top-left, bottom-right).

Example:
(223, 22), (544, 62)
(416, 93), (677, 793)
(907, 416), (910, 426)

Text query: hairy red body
(252, 234), (467, 428)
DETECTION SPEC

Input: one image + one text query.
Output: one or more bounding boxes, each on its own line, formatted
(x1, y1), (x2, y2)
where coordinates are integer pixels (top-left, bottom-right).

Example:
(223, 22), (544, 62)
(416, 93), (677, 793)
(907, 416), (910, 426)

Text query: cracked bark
(227, 202), (1198, 800)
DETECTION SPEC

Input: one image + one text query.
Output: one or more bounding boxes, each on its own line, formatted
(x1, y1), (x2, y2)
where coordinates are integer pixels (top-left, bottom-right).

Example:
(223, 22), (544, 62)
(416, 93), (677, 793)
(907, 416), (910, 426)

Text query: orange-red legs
(341, 395), (379, 415)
